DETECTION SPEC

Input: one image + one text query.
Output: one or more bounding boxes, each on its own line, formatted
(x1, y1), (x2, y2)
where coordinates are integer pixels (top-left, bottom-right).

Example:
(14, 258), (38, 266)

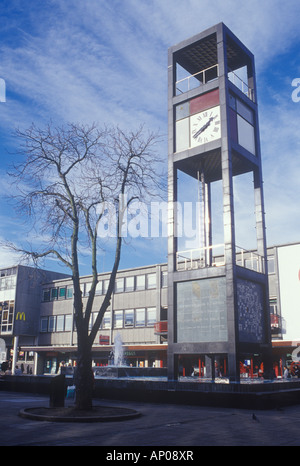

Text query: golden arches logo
(16, 312), (26, 321)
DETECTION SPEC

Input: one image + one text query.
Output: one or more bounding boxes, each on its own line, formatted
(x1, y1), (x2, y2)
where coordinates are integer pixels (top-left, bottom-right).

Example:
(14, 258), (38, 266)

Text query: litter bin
(49, 374), (66, 408)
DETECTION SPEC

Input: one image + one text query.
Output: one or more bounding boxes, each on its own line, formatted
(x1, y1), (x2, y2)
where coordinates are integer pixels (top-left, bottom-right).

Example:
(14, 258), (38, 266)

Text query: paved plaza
(0, 390), (300, 447)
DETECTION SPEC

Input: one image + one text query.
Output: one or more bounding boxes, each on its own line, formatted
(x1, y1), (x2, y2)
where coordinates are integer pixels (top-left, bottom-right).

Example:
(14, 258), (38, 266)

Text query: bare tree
(6, 122), (163, 410)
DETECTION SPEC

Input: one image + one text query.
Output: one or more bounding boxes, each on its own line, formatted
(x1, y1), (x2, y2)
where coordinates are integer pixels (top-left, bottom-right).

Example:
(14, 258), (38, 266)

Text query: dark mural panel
(237, 279), (265, 343)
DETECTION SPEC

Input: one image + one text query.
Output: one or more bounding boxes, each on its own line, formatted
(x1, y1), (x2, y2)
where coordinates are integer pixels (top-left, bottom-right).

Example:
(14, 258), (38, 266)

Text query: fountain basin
(93, 366), (167, 378)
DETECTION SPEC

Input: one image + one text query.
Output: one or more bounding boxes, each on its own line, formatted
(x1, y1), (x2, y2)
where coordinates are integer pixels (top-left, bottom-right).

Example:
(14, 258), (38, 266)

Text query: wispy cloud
(0, 0), (300, 272)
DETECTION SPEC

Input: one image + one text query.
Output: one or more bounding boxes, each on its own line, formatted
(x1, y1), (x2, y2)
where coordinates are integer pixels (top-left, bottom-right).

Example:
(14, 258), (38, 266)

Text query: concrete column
(12, 336), (19, 375)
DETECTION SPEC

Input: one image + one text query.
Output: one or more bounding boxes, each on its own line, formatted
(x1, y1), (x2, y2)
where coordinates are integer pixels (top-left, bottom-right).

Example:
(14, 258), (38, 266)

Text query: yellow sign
(16, 312), (26, 321)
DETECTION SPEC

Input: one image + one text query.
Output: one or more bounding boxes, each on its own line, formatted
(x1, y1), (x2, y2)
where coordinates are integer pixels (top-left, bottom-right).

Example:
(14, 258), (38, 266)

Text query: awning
(20, 344), (168, 353)
(272, 340), (300, 348)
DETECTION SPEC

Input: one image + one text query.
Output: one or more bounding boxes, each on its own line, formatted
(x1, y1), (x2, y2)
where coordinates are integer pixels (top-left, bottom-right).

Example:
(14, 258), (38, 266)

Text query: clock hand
(193, 116), (216, 139)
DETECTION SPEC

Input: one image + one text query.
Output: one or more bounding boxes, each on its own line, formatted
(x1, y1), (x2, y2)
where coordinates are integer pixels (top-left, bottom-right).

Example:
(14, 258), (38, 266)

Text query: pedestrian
(293, 365), (300, 378)
(283, 366), (290, 379)
(15, 365), (22, 375)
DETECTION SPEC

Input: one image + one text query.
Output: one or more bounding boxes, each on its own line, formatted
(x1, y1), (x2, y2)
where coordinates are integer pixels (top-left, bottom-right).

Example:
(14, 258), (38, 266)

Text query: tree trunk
(74, 343), (94, 410)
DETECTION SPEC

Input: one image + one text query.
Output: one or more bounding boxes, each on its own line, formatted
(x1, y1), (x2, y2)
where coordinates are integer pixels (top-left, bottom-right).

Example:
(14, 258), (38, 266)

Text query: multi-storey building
(0, 265), (69, 374)
(21, 263), (168, 374)
(267, 242), (300, 376)
(0, 242), (299, 377)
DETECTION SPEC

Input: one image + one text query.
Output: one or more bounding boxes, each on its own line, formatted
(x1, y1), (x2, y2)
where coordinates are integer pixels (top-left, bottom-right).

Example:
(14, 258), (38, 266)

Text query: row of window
(43, 286), (73, 302)
(40, 258), (277, 304)
(111, 307), (156, 329)
(40, 307), (157, 333)
(43, 271), (168, 302)
(40, 314), (73, 333)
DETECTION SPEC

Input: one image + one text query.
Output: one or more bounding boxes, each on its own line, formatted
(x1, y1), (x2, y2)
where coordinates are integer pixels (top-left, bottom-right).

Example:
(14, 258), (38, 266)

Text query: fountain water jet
(112, 332), (125, 367)
(93, 332), (167, 378)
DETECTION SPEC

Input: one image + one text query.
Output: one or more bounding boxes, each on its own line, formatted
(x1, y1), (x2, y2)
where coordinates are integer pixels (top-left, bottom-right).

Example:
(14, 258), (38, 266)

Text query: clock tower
(167, 23), (272, 381)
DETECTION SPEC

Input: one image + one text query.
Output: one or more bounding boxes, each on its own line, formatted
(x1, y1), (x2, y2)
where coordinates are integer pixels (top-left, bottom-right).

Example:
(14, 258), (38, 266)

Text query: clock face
(190, 105), (221, 148)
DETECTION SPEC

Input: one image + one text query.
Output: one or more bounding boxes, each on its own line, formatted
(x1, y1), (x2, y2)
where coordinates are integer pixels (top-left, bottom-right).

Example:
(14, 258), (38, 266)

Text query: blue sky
(0, 0), (300, 275)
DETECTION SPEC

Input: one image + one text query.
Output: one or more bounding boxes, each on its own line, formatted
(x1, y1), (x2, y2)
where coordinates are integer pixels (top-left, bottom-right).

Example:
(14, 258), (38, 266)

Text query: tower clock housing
(167, 23), (272, 381)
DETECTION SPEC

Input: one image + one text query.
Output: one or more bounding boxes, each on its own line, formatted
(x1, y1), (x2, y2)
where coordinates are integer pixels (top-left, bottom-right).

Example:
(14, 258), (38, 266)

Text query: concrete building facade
(0, 265), (69, 374)
(267, 243), (300, 376)
(22, 263), (168, 374)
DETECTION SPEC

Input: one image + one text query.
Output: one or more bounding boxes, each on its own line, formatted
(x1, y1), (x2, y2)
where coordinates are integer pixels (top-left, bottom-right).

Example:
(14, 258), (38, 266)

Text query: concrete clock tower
(167, 23), (272, 381)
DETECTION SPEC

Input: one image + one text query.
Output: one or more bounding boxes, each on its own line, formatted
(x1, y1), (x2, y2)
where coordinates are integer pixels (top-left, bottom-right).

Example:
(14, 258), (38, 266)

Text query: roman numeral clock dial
(190, 105), (221, 148)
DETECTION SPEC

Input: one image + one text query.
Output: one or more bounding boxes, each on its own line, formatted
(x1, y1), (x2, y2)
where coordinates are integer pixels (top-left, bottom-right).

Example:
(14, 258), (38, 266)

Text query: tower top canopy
(171, 22), (253, 76)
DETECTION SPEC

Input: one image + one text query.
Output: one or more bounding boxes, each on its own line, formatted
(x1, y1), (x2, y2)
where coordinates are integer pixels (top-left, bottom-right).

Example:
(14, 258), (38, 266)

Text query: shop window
(27, 351), (34, 361)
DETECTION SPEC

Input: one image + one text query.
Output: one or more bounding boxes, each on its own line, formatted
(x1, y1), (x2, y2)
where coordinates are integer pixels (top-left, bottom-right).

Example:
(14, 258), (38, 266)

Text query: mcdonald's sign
(16, 312), (26, 321)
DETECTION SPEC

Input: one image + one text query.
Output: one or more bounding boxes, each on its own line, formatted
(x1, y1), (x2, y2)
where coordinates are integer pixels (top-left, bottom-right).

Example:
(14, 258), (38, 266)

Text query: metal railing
(176, 244), (265, 273)
(175, 64), (219, 95)
(235, 246), (265, 273)
(176, 244), (225, 271)
(228, 69), (255, 102)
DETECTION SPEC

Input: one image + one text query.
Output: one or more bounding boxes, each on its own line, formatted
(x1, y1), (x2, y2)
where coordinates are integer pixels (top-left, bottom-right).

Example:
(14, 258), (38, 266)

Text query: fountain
(93, 333), (128, 378)
(112, 332), (124, 367)
(93, 333), (167, 378)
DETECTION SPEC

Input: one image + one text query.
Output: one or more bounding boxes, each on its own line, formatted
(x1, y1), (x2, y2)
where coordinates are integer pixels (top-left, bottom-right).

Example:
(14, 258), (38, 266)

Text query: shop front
(177, 354), (228, 379)
(22, 344), (168, 375)
(272, 341), (300, 378)
(92, 345), (167, 369)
